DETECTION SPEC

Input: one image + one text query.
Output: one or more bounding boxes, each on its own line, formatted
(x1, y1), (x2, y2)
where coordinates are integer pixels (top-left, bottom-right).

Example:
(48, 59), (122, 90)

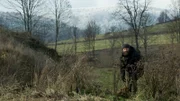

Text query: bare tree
(140, 13), (155, 59)
(84, 21), (100, 59)
(106, 26), (121, 100)
(5, 0), (45, 35)
(70, 16), (80, 55)
(116, 24), (125, 47)
(158, 10), (170, 23)
(108, 26), (118, 96)
(49, 0), (71, 51)
(168, 0), (180, 43)
(115, 0), (151, 50)
(34, 18), (54, 43)
(72, 26), (78, 55)
(109, 26), (118, 53)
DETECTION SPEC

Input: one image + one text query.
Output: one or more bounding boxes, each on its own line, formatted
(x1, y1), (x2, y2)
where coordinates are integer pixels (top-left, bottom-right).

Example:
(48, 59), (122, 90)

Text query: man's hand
(127, 64), (136, 70)
(127, 64), (133, 68)
(121, 76), (126, 82)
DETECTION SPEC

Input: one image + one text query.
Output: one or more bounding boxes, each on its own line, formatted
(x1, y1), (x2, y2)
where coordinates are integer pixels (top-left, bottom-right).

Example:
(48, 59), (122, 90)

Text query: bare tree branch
(48, 0), (71, 51)
(5, 0), (45, 35)
(115, 0), (151, 50)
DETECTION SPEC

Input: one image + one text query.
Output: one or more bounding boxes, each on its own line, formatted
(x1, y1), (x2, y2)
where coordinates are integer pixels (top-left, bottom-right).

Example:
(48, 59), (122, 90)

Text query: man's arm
(128, 52), (141, 65)
(120, 57), (126, 82)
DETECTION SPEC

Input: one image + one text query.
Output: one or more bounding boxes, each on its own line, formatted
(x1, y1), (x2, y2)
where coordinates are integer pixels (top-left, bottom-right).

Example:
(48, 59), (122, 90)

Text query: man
(120, 44), (141, 95)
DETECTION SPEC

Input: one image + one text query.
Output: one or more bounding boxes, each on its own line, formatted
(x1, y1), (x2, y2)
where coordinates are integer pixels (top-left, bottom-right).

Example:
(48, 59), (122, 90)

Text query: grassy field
(48, 33), (173, 53)
(93, 67), (125, 100)
(48, 21), (177, 54)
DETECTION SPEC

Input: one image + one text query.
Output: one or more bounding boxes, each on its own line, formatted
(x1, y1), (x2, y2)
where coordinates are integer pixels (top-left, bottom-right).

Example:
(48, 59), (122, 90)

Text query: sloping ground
(0, 27), (63, 100)
(0, 27), (60, 61)
(0, 27), (109, 101)
(0, 27), (60, 87)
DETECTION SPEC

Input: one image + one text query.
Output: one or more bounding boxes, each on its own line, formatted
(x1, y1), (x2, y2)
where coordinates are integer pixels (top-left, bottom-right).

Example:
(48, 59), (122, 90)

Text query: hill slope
(0, 27), (109, 101)
(49, 21), (174, 53)
(0, 27), (60, 60)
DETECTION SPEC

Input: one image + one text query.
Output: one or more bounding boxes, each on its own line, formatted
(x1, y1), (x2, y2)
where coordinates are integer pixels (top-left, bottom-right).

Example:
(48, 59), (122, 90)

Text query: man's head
(122, 44), (130, 56)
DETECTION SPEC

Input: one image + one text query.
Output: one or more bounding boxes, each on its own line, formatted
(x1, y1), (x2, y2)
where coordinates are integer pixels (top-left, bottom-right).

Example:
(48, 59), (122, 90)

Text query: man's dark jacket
(120, 44), (141, 81)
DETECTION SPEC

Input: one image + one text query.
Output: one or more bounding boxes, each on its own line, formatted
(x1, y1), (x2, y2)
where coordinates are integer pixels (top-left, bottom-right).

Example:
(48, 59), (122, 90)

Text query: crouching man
(120, 44), (142, 95)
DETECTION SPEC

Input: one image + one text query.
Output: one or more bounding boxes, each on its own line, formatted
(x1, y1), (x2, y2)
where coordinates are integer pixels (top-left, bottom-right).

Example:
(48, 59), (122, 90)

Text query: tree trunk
(178, 17), (180, 43)
(144, 29), (148, 60)
(55, 19), (59, 51)
(74, 37), (77, 54)
(55, 33), (58, 51)
(178, 28), (180, 43)
(113, 67), (117, 101)
(122, 36), (124, 45)
(73, 27), (77, 54)
(144, 38), (147, 60)
(92, 39), (95, 58)
(135, 33), (139, 50)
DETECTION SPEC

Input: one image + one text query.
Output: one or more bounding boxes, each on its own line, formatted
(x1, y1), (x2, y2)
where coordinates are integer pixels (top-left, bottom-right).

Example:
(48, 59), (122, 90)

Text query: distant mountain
(0, 12), (84, 43)
(0, 12), (23, 31)
(72, 6), (164, 33)
(0, 7), (164, 42)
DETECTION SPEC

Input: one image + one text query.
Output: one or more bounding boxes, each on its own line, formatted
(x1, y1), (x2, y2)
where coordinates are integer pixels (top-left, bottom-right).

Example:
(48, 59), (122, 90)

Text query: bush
(0, 31), (96, 100)
(0, 34), (56, 87)
(138, 45), (180, 101)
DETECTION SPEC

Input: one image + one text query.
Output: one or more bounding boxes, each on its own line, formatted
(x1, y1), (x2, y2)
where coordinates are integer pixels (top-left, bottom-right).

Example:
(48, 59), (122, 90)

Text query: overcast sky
(69, 0), (171, 9)
(0, 0), (172, 12)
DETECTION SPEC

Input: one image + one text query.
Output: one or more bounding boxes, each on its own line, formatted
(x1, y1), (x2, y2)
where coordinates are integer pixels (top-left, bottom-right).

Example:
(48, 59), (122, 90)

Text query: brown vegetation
(0, 26), (180, 101)
(135, 44), (180, 101)
(0, 29), (99, 100)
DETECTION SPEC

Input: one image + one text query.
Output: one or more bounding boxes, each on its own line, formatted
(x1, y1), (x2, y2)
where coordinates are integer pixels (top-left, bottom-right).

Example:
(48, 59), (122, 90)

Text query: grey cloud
(69, 0), (97, 8)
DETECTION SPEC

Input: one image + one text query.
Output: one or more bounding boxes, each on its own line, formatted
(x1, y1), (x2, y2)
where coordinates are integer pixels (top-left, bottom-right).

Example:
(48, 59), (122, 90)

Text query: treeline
(0, 12), (85, 43)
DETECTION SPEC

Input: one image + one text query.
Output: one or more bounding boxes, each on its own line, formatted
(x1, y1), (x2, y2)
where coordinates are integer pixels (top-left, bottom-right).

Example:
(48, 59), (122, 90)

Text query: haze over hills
(0, 6), (164, 42)
(72, 6), (163, 32)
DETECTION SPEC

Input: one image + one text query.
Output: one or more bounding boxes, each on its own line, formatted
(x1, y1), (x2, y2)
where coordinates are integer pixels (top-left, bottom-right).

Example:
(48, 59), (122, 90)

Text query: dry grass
(0, 30), (102, 101)
(129, 44), (180, 101)
(1, 27), (180, 101)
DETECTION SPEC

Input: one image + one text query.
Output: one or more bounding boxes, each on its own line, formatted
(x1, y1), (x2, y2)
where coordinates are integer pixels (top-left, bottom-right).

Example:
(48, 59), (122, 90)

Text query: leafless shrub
(32, 55), (97, 96)
(139, 45), (180, 101)
(0, 33), (56, 88)
(0, 32), (96, 100)
(62, 56), (96, 93)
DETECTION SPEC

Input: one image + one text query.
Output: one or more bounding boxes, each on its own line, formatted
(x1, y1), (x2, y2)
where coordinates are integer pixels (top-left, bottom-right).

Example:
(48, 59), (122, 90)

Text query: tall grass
(0, 31), (99, 100)
(130, 45), (180, 101)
